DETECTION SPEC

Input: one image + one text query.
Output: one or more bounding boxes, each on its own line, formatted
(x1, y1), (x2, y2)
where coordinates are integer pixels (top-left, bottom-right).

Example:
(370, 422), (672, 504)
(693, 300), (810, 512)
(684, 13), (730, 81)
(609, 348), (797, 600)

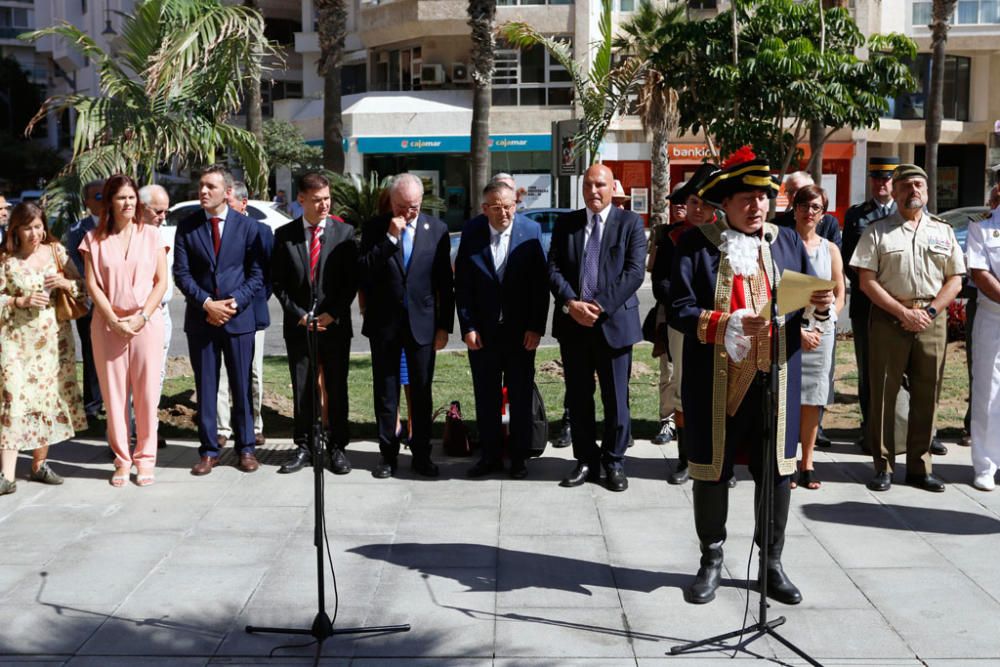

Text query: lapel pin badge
(423, 223), (430, 230)
(994, 230), (999, 238)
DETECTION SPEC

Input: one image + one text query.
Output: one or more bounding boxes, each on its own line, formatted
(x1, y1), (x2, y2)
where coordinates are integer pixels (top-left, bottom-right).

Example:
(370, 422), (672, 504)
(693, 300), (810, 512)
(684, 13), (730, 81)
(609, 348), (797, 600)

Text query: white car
(161, 200), (292, 267)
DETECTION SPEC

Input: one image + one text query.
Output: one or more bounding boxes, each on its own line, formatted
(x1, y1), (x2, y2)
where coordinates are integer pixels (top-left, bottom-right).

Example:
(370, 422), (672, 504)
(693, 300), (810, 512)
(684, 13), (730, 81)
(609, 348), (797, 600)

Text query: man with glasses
(62, 179), (106, 424)
(359, 173), (454, 479)
(456, 181), (548, 479)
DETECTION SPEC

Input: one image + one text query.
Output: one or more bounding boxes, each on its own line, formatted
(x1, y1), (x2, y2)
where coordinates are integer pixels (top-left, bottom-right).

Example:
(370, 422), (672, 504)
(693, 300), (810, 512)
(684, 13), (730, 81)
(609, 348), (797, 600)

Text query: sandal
(136, 468), (155, 487)
(799, 469), (821, 490)
(790, 469), (799, 490)
(110, 467), (129, 488)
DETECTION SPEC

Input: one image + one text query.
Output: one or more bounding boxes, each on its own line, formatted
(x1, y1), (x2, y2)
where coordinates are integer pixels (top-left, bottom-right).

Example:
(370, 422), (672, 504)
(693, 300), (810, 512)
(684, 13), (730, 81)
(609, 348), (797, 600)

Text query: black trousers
(76, 309), (103, 416)
(285, 330), (351, 451)
(468, 327), (536, 463)
(369, 321), (436, 461)
(559, 330), (632, 469)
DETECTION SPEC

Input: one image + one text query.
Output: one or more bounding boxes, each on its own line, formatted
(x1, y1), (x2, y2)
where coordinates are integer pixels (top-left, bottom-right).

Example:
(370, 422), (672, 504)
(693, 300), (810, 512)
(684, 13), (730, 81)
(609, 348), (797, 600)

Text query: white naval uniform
(965, 207), (1000, 483)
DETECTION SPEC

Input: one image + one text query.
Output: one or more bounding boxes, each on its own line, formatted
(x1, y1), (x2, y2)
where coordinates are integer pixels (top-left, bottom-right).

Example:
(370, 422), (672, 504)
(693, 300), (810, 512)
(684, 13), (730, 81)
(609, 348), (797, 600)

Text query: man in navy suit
(272, 172), (358, 475)
(359, 173), (454, 479)
(173, 165), (265, 475)
(549, 163), (647, 492)
(456, 181), (549, 479)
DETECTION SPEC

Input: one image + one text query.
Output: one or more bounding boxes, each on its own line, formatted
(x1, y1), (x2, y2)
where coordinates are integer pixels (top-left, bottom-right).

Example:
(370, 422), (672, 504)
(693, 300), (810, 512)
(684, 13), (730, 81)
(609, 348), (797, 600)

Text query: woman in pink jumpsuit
(79, 175), (168, 487)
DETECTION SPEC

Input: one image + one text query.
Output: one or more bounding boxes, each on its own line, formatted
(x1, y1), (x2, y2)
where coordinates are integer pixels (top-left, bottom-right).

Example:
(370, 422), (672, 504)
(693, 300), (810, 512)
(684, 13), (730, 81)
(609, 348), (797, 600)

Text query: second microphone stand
(670, 239), (820, 666)
(246, 298), (410, 665)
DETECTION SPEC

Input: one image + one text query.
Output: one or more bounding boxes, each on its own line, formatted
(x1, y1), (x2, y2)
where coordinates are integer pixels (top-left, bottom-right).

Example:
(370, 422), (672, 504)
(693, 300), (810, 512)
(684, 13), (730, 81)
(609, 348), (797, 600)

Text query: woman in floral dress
(0, 202), (87, 495)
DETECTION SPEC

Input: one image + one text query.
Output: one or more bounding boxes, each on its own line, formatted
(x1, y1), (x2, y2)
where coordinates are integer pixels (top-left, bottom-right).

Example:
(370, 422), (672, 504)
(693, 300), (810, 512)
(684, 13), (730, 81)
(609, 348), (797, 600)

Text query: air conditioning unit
(452, 62), (470, 83)
(421, 64), (446, 85)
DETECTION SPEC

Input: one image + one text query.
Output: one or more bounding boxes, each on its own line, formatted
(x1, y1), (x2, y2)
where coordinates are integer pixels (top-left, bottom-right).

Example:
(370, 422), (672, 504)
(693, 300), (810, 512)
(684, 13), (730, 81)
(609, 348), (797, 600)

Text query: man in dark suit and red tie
(359, 173), (454, 479)
(173, 165), (264, 475)
(549, 163), (648, 492)
(455, 180), (549, 479)
(272, 172), (358, 475)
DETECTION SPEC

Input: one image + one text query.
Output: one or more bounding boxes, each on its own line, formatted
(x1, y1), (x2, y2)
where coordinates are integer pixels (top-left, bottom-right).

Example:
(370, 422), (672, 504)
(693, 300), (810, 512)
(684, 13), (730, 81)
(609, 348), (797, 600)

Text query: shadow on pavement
(800, 501), (1000, 535)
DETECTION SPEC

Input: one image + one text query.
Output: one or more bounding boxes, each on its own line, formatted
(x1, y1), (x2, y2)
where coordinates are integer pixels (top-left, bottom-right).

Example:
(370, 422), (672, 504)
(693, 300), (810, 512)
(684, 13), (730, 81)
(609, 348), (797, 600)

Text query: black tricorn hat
(697, 146), (779, 206)
(669, 162), (721, 205)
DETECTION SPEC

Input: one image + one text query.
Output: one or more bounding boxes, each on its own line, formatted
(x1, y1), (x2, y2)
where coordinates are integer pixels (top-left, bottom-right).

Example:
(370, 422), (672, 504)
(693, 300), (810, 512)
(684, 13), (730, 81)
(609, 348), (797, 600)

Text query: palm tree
(316, 0), (347, 174)
(468, 0), (496, 204)
(244, 0), (264, 145)
(925, 0), (958, 212)
(22, 0), (276, 221)
(616, 1), (685, 226)
(500, 0), (645, 163)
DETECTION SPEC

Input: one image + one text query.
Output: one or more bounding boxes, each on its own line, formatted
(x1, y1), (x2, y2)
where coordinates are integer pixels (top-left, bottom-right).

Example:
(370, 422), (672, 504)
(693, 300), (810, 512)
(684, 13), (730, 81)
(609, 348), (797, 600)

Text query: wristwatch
(562, 302), (571, 314)
(924, 305), (938, 319)
(140, 312), (150, 323)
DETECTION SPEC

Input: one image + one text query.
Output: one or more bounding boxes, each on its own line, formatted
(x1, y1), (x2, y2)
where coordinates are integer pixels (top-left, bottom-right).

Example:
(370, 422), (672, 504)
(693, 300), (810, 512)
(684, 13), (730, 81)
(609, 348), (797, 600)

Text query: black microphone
(764, 232), (773, 243)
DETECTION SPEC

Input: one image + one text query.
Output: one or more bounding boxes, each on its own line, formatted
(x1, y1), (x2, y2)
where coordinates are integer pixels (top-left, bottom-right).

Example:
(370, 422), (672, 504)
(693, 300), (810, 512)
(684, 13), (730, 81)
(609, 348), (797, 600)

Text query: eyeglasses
(794, 203), (825, 214)
(150, 208), (168, 217)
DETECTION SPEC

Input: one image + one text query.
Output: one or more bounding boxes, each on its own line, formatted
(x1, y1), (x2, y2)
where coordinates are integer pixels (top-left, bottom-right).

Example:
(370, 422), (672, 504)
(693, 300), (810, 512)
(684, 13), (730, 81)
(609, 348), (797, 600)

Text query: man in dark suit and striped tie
(272, 172), (358, 474)
(549, 163), (648, 492)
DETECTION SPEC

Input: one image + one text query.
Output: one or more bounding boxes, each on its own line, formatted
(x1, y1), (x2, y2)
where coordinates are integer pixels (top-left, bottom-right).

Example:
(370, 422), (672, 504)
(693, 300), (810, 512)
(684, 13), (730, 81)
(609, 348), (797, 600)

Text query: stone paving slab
(1, 435), (999, 665)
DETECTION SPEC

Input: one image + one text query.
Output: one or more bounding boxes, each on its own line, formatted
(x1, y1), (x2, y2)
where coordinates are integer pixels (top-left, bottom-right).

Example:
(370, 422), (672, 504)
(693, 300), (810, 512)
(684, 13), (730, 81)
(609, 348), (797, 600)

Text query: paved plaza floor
(1, 434), (999, 666)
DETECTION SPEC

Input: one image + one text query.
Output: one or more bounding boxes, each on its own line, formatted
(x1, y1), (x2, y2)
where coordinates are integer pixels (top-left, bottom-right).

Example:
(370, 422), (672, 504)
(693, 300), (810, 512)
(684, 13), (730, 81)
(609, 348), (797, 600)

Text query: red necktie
(210, 216), (221, 256)
(309, 224), (322, 282)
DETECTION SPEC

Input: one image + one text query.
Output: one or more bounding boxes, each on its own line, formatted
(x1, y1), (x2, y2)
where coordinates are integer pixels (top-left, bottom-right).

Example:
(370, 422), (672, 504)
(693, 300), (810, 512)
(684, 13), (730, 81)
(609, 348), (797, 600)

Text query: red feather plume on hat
(721, 145), (757, 170)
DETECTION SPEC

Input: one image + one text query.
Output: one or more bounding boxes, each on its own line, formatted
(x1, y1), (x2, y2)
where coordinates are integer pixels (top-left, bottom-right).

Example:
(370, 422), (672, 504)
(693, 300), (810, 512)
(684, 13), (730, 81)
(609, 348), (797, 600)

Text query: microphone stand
(670, 233), (820, 666)
(247, 283), (410, 665)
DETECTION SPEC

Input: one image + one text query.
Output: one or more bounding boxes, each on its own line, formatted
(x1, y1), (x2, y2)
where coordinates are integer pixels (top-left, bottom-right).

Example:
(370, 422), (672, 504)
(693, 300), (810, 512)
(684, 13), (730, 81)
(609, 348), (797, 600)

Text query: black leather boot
(755, 481), (802, 605)
(668, 427), (689, 485)
(685, 480), (729, 604)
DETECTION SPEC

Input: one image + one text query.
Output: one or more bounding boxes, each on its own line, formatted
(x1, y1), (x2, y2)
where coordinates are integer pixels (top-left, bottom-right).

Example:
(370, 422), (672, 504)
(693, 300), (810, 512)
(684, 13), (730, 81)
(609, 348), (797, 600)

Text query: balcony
(359, 0), (468, 48)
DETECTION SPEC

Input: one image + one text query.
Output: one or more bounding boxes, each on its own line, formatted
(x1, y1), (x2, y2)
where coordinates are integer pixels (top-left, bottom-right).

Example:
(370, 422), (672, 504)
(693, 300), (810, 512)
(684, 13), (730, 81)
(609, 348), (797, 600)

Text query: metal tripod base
(670, 615), (822, 666)
(247, 613), (410, 665)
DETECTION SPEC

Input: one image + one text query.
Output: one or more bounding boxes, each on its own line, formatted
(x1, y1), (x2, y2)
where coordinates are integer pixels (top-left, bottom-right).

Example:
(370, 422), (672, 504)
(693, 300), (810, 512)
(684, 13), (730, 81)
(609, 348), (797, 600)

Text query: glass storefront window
(890, 53), (970, 122)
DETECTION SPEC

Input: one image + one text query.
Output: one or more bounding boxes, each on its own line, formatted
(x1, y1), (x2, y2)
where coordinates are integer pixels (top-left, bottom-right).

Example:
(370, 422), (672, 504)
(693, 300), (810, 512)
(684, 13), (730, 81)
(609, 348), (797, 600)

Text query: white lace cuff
(724, 308), (754, 362)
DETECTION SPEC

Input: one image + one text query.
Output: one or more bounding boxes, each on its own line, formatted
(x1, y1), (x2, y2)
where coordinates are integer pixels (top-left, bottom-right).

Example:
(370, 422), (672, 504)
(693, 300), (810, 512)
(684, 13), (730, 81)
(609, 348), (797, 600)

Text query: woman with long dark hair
(0, 202), (86, 495)
(79, 175), (169, 487)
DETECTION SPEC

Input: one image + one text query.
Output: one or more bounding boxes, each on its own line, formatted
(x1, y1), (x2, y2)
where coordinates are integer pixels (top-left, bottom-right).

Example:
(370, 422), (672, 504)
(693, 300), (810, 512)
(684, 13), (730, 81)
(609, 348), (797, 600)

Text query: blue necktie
(401, 223), (414, 270)
(581, 213), (602, 301)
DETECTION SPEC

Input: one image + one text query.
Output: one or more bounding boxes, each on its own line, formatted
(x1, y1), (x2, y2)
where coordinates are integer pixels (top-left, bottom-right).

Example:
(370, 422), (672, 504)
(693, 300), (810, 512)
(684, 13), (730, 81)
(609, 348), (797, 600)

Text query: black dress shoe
(727, 477), (737, 489)
(685, 547), (723, 604)
(605, 467), (628, 492)
(816, 430), (832, 448)
(560, 462), (596, 487)
(867, 471), (892, 492)
(553, 420), (572, 448)
(468, 458), (503, 478)
(328, 448), (352, 475)
(930, 438), (948, 456)
(959, 432), (972, 447)
(668, 465), (689, 485)
(412, 458), (440, 478)
(905, 472), (946, 492)
(509, 459), (528, 479)
(278, 449), (311, 474)
(372, 456), (397, 479)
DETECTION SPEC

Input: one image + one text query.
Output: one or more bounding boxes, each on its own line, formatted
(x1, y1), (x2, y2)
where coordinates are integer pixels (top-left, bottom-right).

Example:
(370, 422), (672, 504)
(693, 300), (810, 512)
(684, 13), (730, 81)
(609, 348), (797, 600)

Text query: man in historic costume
(669, 147), (833, 605)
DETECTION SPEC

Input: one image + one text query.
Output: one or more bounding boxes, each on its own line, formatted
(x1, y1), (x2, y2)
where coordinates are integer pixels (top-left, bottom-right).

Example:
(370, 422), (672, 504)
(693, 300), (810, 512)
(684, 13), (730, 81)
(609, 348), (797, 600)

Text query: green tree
(615, 1), (686, 225)
(468, 0), (496, 205)
(316, 0), (347, 174)
(22, 0), (278, 223)
(244, 0), (264, 144)
(925, 0), (958, 212)
(263, 119), (322, 173)
(664, 0), (916, 183)
(500, 0), (645, 162)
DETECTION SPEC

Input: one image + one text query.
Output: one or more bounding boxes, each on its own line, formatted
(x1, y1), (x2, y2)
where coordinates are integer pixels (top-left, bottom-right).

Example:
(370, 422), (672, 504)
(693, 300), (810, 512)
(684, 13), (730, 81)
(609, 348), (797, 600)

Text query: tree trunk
(925, 0), (955, 213)
(316, 0), (347, 174)
(807, 119), (825, 183)
(244, 0), (263, 148)
(468, 0), (496, 207)
(650, 126), (669, 226)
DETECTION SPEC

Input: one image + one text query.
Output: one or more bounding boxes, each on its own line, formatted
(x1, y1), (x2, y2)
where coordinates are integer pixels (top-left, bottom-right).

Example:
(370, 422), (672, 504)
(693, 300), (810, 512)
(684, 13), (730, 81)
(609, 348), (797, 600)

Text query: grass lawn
(79, 339), (972, 441)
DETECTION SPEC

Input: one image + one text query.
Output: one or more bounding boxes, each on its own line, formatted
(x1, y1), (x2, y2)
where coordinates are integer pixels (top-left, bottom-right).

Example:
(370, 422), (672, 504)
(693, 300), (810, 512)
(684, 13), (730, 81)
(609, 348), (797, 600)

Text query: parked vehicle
(162, 200), (291, 267)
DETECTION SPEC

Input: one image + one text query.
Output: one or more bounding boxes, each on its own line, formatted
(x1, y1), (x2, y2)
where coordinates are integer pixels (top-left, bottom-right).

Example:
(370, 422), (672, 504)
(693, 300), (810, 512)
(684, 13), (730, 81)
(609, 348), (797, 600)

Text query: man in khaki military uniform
(850, 164), (965, 492)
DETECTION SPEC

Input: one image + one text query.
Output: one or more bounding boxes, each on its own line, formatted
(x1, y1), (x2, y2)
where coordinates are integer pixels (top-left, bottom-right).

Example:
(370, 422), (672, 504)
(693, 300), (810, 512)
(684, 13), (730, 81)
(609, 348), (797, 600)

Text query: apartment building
(21, 0), (1000, 221)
